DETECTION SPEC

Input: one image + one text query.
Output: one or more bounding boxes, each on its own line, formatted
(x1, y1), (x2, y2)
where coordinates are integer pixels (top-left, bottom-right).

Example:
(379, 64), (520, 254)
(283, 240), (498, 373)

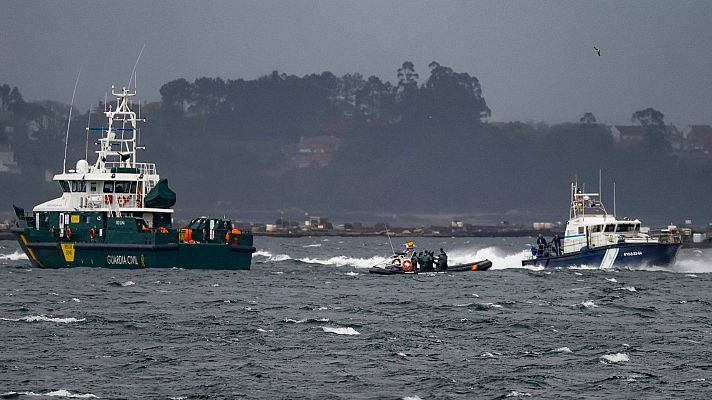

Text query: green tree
(631, 107), (664, 127)
(355, 76), (394, 116)
(395, 61), (419, 105)
(421, 61), (491, 123)
(580, 112), (597, 124)
(632, 107), (670, 156)
(159, 78), (191, 114)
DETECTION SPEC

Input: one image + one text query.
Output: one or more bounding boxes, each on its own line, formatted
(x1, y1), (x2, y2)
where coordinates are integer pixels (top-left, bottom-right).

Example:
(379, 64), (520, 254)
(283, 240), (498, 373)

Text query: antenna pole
(63, 66), (82, 173)
(613, 182), (617, 216)
(127, 43), (146, 89)
(598, 169), (602, 201)
(85, 108), (91, 161)
(385, 224), (395, 255)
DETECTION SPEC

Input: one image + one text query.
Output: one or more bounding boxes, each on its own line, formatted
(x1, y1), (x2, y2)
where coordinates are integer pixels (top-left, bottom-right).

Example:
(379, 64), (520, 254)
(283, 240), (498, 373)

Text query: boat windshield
(616, 224), (639, 232)
(583, 202), (607, 215)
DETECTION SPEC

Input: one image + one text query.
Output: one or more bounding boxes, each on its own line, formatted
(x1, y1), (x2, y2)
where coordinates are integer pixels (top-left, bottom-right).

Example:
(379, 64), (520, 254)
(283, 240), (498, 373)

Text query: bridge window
(114, 181), (130, 194)
(90, 182), (97, 192)
(59, 181), (70, 192)
(71, 180), (86, 192)
(103, 181), (114, 193)
(616, 224), (637, 232)
(604, 224), (616, 232)
(591, 225), (602, 233)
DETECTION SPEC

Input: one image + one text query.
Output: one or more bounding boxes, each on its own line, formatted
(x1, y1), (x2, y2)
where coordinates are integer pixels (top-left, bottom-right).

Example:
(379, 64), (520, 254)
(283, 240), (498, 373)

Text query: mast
(93, 86), (141, 172)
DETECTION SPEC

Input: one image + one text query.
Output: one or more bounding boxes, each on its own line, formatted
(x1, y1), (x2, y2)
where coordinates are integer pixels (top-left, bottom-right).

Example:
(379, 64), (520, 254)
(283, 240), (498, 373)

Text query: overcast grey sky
(2, 1), (711, 125)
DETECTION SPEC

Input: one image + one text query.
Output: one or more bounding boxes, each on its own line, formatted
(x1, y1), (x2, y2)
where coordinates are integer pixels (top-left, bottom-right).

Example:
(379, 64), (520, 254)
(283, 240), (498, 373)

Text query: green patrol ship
(11, 86), (255, 269)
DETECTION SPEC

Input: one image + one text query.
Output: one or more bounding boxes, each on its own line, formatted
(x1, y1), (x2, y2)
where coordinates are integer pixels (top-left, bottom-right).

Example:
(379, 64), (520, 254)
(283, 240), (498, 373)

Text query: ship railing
(647, 229), (683, 244)
(104, 162), (157, 176)
(79, 193), (143, 209)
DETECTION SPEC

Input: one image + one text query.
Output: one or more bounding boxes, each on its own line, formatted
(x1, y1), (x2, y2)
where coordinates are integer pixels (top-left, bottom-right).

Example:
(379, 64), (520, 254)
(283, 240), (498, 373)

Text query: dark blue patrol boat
(522, 183), (682, 269)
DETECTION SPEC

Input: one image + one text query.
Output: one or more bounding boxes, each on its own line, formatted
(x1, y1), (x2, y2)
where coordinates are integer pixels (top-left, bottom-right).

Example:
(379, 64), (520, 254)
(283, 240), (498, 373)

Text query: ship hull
(521, 242), (681, 269)
(14, 231), (254, 270)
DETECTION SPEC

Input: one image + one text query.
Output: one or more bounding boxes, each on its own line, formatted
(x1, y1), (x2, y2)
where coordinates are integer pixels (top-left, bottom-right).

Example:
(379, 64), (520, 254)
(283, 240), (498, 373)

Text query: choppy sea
(1, 236), (711, 399)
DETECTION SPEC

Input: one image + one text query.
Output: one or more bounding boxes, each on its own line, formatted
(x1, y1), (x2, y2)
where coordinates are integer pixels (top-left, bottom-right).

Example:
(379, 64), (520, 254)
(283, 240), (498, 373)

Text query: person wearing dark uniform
(552, 234), (562, 256)
(536, 234), (547, 257)
(411, 252), (419, 273)
(420, 251), (433, 272)
(418, 251), (427, 272)
(437, 248), (448, 271)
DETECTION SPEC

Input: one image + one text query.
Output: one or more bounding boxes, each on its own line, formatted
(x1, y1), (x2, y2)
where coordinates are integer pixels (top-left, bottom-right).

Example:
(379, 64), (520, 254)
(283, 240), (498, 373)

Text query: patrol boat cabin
(31, 86), (172, 236)
(522, 183), (681, 269)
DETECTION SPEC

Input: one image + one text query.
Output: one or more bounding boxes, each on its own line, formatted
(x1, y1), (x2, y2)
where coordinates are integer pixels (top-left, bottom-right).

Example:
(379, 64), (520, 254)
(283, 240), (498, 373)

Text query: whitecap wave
(345, 271), (359, 276)
(0, 250), (29, 261)
(506, 391), (532, 397)
(605, 278), (618, 282)
(302, 244), (322, 248)
(402, 396), (422, 400)
(601, 352), (629, 363)
(284, 318), (329, 324)
(322, 326), (360, 335)
(0, 315), (86, 323)
(254, 250), (272, 257)
(446, 247), (530, 270)
(298, 255), (387, 269)
(618, 286), (636, 292)
(552, 347), (572, 353)
(2, 390), (98, 398)
(254, 250), (292, 262)
(71, 298), (81, 303)
(580, 300), (598, 309)
(670, 254), (712, 273)
(121, 281), (135, 287)
(568, 265), (600, 270)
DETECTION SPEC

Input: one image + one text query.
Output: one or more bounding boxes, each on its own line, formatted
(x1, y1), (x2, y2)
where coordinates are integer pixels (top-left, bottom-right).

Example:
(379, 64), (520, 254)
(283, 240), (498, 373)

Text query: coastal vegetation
(1, 62), (710, 223)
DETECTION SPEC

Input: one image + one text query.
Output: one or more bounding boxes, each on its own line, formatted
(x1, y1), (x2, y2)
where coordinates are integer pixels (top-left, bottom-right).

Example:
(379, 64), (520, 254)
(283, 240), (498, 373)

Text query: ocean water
(1, 236), (711, 399)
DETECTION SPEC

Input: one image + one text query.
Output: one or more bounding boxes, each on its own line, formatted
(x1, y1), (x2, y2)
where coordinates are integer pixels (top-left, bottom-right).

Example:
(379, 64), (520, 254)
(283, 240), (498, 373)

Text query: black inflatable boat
(369, 259), (492, 275)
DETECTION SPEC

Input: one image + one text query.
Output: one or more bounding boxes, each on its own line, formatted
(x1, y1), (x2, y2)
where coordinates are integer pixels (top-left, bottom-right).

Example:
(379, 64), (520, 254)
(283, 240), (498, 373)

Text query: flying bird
(593, 46), (601, 56)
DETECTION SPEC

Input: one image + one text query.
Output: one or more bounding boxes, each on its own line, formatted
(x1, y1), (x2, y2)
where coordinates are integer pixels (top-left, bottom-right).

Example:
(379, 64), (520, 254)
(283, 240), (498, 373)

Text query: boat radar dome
(76, 159), (89, 174)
